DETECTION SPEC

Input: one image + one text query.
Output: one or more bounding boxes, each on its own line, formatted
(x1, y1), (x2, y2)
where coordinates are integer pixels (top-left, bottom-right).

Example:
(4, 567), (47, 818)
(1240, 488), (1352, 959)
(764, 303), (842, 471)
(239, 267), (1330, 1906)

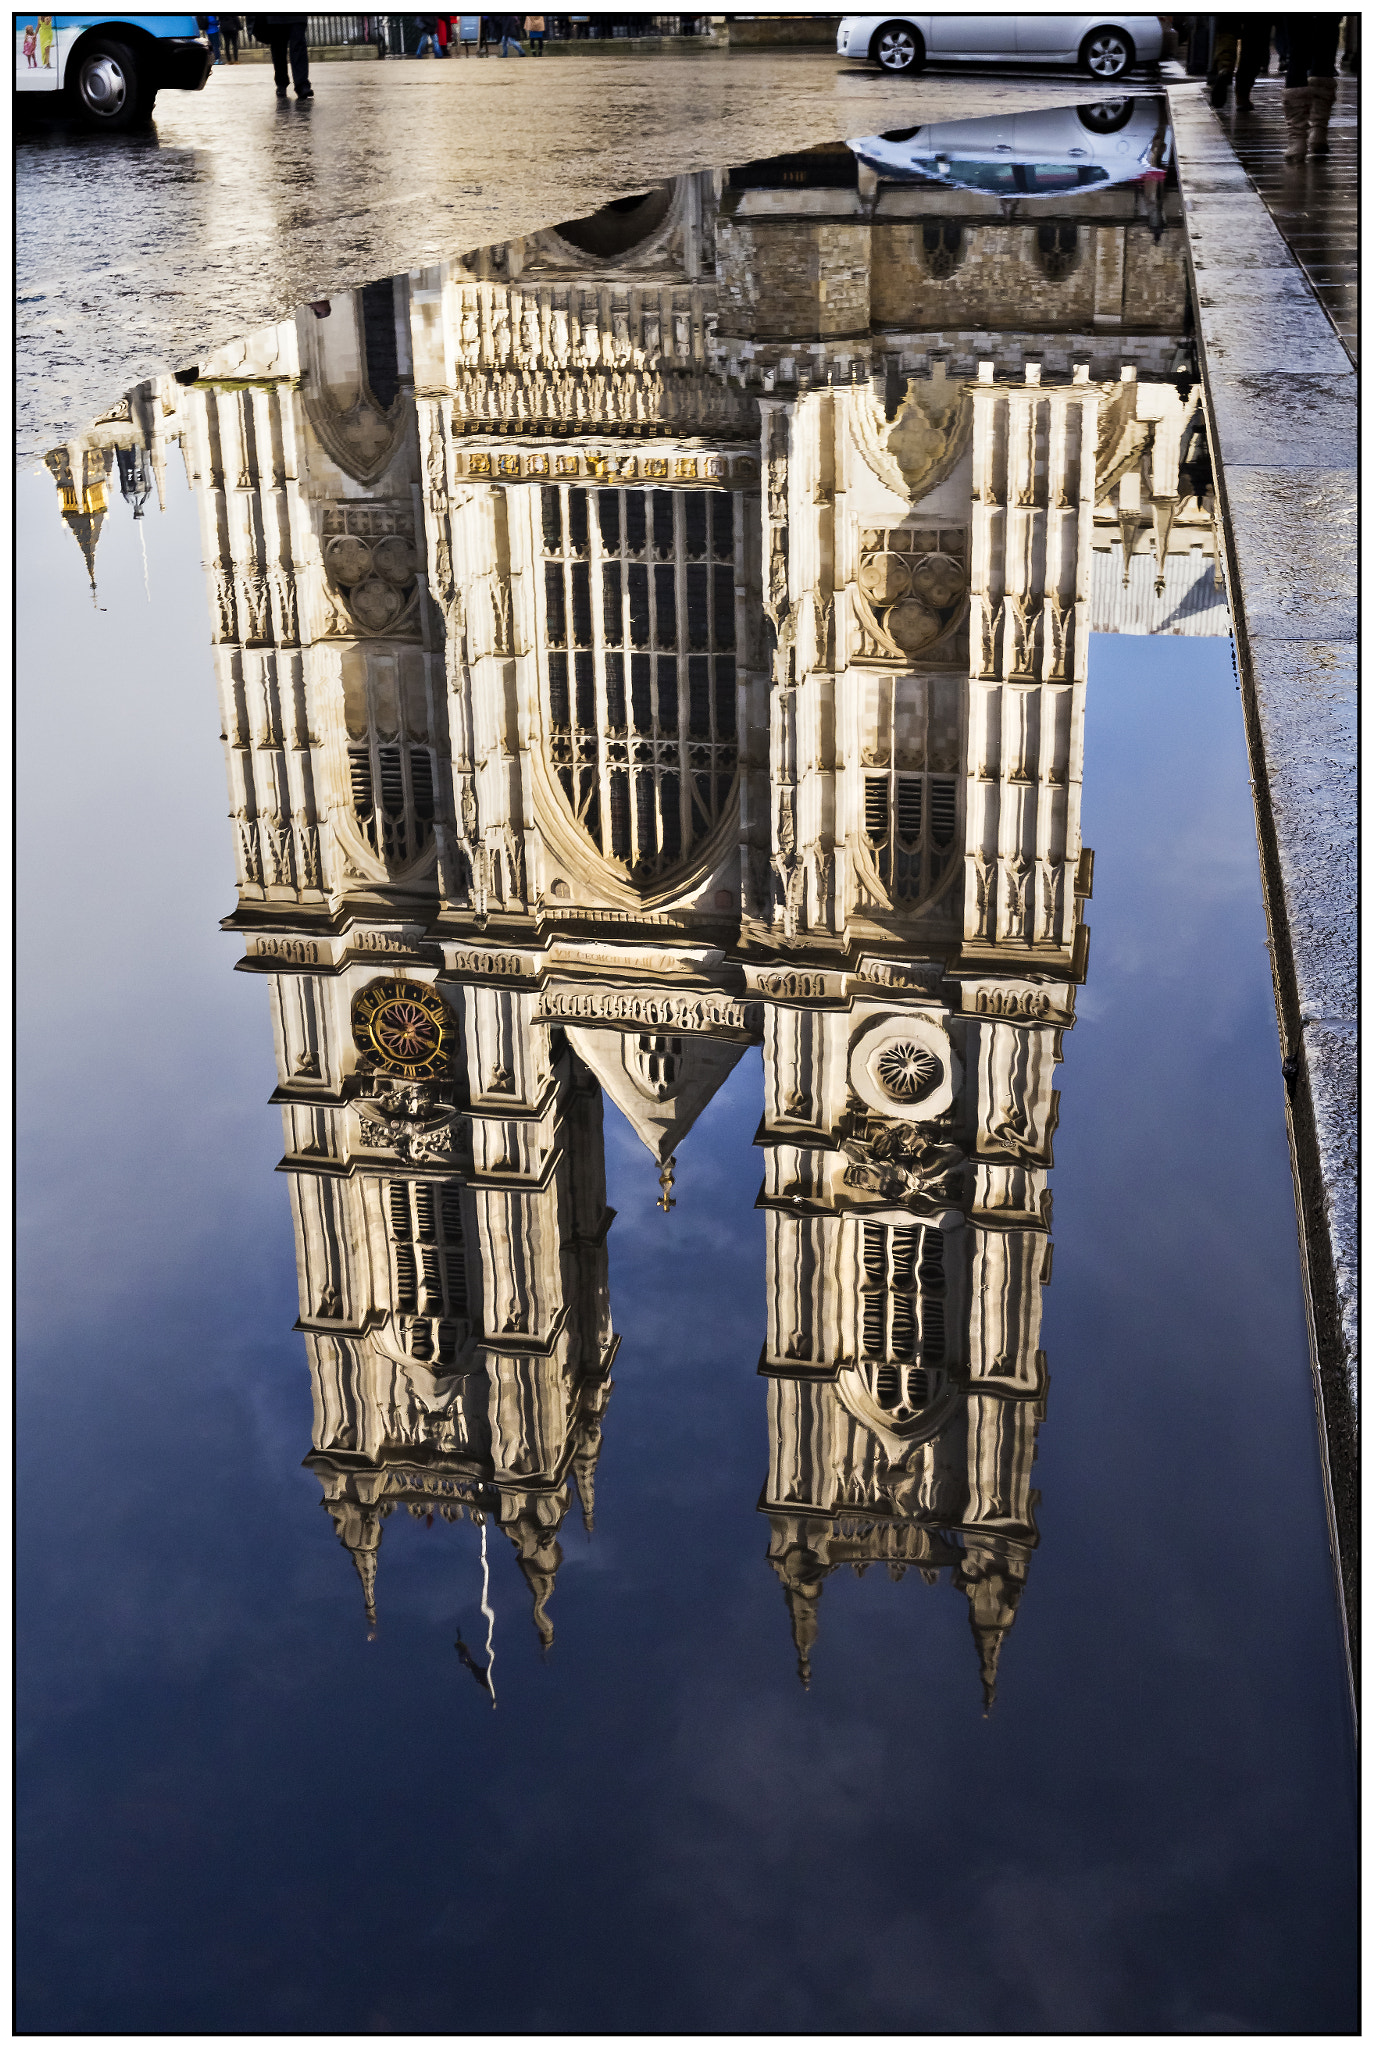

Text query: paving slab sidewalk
(1168, 85), (1357, 1694)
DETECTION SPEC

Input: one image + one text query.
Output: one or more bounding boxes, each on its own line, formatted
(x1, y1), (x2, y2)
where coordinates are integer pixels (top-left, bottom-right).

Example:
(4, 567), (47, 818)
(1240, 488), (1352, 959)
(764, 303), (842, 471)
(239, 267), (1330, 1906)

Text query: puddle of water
(17, 104), (1357, 2033)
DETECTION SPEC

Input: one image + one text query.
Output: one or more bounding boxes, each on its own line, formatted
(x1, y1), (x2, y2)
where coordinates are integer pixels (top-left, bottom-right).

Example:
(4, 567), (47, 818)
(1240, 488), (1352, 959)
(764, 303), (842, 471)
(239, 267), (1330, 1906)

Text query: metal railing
(244, 15), (392, 50)
(244, 13), (715, 55)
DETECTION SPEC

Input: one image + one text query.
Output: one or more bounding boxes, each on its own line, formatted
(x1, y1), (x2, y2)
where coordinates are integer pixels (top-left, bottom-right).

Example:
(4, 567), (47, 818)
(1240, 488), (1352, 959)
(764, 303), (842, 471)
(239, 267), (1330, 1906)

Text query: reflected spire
(324, 1498), (382, 1637)
(972, 1621), (1005, 1717)
(786, 1579), (820, 1691)
(572, 1422), (603, 1534)
(355, 1545), (378, 1638)
(45, 444), (110, 603)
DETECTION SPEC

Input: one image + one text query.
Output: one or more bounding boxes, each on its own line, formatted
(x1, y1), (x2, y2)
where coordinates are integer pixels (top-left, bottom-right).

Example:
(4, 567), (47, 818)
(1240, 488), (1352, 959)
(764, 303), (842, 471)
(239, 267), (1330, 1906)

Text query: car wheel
(872, 20), (925, 74)
(1076, 96), (1134, 132)
(1078, 26), (1135, 79)
(68, 36), (156, 130)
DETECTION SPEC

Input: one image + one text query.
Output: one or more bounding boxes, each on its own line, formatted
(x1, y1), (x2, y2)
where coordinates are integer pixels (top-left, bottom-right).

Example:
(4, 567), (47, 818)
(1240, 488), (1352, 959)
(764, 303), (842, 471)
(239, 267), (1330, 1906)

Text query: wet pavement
(1212, 73), (1359, 360)
(16, 53), (1136, 461)
(18, 92), (1359, 2037)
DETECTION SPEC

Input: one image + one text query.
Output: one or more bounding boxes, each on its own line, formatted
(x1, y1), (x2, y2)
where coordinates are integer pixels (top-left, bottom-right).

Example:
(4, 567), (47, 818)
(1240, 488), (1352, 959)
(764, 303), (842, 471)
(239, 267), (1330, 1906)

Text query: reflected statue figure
(53, 114), (1222, 1703)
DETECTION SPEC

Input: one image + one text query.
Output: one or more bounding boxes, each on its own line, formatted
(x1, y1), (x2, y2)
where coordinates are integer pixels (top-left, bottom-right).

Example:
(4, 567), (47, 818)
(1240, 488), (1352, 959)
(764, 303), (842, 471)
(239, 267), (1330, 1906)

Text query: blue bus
(15, 14), (213, 127)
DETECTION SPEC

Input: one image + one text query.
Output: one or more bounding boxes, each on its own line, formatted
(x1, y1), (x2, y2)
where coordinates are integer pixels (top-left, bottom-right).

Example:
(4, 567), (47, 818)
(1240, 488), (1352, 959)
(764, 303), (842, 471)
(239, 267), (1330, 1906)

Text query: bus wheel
(69, 38), (156, 130)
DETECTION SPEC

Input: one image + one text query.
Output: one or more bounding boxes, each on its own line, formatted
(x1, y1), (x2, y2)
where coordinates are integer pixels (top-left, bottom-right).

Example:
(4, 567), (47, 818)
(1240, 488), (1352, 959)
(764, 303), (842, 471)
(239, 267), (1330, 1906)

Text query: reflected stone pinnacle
(973, 1622), (1005, 1716)
(785, 1579), (820, 1691)
(354, 1545), (378, 1632)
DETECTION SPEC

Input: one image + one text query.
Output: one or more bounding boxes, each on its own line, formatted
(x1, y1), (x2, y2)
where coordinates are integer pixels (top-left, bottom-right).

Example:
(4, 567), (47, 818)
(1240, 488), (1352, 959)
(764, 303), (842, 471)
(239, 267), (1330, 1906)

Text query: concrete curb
(1168, 85), (1358, 1700)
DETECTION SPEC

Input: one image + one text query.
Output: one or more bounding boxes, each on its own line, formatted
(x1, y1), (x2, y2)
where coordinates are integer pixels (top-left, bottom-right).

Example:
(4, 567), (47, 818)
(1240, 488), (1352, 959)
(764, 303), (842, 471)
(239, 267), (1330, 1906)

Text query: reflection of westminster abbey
(60, 142), (1221, 1704)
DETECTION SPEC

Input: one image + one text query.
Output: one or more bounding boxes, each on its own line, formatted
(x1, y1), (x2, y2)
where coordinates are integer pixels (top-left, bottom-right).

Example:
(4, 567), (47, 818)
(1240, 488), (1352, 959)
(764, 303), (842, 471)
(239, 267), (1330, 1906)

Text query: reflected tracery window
(1035, 221), (1080, 282)
(539, 483), (739, 883)
(921, 221), (964, 279)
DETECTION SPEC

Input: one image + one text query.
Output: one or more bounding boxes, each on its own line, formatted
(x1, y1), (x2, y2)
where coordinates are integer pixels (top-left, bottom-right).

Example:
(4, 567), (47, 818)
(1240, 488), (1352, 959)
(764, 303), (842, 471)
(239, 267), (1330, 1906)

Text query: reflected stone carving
(854, 526), (968, 665)
(849, 1014), (960, 1123)
(302, 391), (408, 486)
(837, 1111), (966, 1207)
(319, 503), (420, 639)
(885, 362), (973, 501)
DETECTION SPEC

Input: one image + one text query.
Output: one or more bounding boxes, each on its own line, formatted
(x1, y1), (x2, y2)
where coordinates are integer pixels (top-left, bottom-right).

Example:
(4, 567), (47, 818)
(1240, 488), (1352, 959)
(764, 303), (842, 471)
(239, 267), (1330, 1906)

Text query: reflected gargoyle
(353, 1078), (463, 1164)
(837, 1110), (967, 1208)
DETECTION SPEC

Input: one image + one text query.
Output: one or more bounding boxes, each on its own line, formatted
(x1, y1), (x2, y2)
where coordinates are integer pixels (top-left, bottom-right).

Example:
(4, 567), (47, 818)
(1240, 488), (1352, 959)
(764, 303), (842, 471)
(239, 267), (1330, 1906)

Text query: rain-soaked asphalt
(19, 52), (1138, 460)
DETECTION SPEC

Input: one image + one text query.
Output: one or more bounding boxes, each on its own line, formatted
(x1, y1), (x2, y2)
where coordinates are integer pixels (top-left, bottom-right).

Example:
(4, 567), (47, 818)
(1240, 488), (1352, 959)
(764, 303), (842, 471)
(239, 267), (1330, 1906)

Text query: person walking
(1207, 13), (1274, 107)
(248, 13), (312, 97)
(1282, 12), (1339, 159)
(498, 12), (524, 55)
(205, 12), (223, 61)
(525, 13), (545, 52)
(414, 13), (441, 55)
(220, 12), (241, 60)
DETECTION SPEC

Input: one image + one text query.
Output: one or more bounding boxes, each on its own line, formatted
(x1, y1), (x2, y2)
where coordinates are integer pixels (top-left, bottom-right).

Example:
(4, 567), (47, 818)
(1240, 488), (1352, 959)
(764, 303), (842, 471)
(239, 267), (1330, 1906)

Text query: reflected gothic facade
(58, 128), (1221, 1704)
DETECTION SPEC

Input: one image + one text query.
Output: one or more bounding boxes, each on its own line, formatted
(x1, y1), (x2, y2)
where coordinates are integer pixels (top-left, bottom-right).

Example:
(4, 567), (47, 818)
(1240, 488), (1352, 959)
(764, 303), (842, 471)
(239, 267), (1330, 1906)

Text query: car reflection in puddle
(852, 93), (1173, 201)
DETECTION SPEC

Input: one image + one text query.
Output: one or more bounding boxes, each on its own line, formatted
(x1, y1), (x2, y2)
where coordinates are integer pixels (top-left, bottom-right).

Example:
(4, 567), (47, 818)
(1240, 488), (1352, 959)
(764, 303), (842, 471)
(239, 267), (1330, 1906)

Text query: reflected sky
(16, 109), (1357, 2036)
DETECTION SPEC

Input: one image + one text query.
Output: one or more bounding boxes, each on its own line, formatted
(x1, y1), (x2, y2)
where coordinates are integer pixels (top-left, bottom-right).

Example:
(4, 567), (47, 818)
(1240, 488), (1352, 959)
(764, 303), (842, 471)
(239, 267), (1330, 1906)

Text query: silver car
(837, 14), (1165, 78)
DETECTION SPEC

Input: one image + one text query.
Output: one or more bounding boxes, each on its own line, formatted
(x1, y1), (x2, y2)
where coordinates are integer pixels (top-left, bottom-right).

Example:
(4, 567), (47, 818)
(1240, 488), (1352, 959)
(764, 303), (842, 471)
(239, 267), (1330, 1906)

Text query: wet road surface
(19, 52), (1164, 459)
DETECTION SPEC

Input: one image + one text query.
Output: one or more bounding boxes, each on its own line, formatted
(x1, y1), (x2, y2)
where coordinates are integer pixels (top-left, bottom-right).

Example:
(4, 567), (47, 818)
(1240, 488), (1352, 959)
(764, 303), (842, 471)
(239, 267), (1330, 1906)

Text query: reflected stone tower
(118, 123), (1223, 1698)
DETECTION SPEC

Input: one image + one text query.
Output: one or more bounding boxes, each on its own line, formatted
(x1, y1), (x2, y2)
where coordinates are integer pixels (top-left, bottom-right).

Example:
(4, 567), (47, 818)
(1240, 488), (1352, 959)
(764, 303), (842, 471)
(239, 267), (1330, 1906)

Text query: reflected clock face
(351, 978), (454, 1079)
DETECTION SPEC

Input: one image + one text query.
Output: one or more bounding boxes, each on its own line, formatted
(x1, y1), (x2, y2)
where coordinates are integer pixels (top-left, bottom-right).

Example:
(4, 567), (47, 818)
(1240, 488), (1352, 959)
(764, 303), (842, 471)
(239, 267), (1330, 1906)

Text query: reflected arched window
(1035, 222), (1080, 282)
(554, 185), (674, 258)
(540, 483), (738, 884)
(359, 278), (401, 409)
(921, 222), (963, 279)
(631, 1033), (683, 1097)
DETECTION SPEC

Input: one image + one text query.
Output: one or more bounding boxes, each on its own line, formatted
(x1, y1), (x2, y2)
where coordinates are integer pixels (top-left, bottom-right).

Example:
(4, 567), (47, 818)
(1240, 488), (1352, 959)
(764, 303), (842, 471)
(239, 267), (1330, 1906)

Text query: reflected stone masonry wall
(58, 135), (1220, 1704)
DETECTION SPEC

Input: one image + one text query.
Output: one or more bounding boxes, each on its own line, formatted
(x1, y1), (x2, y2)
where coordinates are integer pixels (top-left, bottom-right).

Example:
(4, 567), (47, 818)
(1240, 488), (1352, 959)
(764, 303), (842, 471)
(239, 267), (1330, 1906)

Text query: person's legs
(1234, 15), (1271, 107)
(1209, 23), (1239, 104)
(289, 18), (311, 93)
(1306, 71), (1336, 149)
(269, 32), (290, 92)
(1285, 14), (1338, 153)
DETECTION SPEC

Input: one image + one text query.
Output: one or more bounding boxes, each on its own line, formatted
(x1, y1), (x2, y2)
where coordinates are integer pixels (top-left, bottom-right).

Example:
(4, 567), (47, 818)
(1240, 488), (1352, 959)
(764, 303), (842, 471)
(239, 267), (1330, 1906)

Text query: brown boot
(1306, 75), (1336, 155)
(1283, 85), (1311, 160)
